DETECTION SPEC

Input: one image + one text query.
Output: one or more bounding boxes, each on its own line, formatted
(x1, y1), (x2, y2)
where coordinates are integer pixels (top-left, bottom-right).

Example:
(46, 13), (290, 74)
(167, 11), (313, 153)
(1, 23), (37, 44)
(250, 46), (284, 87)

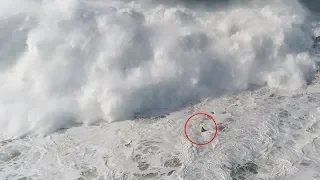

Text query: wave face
(0, 0), (318, 137)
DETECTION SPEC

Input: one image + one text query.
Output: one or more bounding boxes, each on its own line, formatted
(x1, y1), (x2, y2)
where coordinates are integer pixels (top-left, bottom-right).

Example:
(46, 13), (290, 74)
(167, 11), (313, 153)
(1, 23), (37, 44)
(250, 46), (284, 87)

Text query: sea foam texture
(0, 0), (317, 137)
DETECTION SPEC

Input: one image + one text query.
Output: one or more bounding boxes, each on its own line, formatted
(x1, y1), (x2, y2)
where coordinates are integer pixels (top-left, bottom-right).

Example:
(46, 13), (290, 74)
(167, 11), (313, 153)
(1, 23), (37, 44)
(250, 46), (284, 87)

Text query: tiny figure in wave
(200, 126), (207, 133)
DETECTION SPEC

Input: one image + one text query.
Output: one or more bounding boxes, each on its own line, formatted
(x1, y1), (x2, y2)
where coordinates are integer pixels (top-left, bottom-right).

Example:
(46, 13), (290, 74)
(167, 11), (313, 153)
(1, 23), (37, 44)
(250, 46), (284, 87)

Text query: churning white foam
(0, 0), (318, 137)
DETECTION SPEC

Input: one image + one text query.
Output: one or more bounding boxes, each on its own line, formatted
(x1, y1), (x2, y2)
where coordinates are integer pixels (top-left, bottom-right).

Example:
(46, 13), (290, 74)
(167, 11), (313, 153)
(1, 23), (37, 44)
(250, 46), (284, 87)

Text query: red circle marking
(184, 112), (218, 146)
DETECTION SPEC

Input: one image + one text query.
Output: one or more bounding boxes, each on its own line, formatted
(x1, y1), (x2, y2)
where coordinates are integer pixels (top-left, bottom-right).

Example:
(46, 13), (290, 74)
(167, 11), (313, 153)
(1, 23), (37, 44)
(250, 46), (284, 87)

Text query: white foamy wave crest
(0, 0), (317, 137)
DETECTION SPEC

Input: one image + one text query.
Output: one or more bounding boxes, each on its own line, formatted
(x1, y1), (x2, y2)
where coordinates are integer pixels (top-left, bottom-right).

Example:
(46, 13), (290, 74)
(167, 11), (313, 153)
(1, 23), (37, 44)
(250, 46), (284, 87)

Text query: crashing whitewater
(0, 0), (320, 179)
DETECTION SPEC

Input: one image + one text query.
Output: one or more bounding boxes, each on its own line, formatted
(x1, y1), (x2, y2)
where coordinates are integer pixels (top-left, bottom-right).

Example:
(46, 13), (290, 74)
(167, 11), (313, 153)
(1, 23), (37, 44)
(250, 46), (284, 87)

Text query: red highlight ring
(184, 112), (218, 146)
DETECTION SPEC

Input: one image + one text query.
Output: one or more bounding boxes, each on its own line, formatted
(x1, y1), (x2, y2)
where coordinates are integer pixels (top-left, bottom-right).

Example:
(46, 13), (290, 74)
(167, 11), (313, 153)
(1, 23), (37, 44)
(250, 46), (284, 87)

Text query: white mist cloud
(0, 0), (317, 137)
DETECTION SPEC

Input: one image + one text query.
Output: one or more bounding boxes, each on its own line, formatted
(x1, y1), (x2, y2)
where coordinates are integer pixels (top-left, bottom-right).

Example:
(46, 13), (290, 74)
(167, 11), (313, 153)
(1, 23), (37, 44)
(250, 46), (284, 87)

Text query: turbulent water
(1, 0), (320, 179)
(1, 0), (319, 138)
(0, 0), (320, 180)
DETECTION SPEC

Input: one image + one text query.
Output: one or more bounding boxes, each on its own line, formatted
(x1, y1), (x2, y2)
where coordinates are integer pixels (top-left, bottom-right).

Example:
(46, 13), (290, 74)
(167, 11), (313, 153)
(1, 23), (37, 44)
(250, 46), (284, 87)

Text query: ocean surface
(0, 0), (320, 179)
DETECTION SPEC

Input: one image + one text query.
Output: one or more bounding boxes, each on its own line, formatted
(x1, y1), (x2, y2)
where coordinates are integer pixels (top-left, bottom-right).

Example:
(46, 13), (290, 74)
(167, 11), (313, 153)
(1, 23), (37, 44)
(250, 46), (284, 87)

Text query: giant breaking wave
(0, 0), (318, 137)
